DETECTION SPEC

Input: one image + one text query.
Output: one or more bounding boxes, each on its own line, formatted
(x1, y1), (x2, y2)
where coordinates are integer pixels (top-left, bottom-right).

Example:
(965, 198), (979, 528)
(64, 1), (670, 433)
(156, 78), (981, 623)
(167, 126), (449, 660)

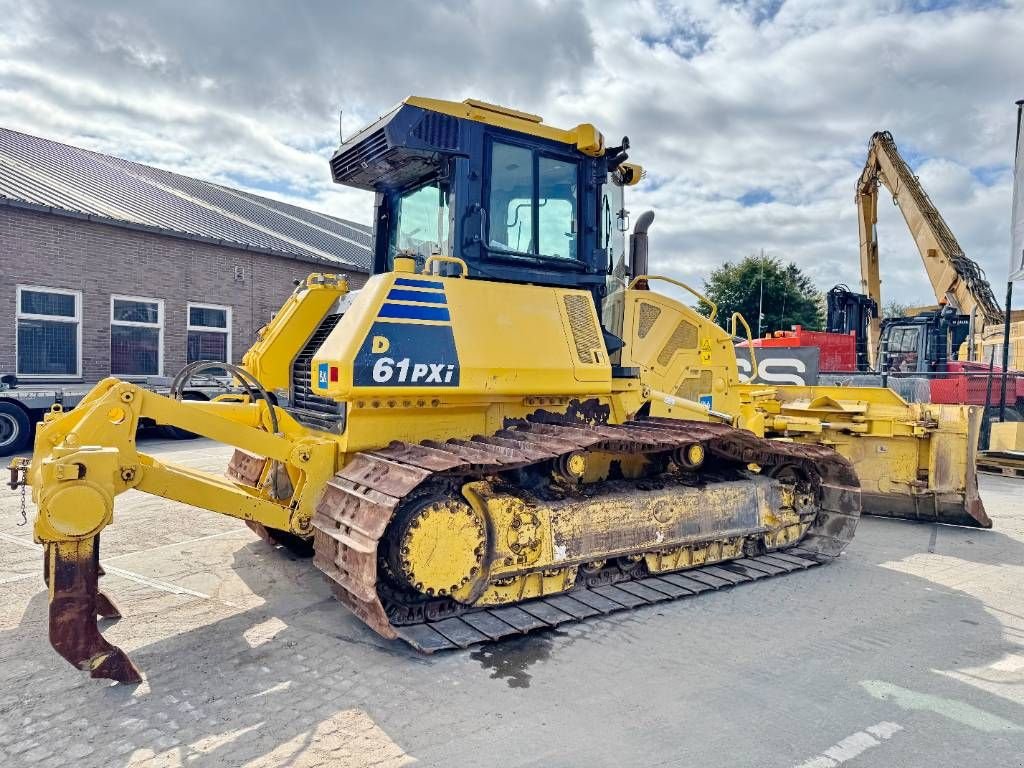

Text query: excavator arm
(11, 379), (337, 682)
(856, 130), (1002, 366)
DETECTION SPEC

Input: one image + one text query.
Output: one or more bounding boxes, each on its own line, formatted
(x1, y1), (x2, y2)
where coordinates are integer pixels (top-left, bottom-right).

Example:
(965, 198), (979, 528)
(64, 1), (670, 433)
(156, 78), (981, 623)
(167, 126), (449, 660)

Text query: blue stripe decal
(387, 289), (447, 304)
(394, 277), (444, 289)
(378, 303), (451, 322)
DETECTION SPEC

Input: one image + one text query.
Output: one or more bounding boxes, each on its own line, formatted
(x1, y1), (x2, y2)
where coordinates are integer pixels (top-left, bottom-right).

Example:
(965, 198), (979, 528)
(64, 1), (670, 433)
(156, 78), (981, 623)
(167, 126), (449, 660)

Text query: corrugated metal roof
(0, 126), (372, 271)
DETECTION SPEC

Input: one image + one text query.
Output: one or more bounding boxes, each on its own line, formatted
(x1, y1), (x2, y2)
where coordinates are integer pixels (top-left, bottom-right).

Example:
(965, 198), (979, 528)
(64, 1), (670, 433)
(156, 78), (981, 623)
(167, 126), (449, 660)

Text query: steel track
(311, 417), (861, 652)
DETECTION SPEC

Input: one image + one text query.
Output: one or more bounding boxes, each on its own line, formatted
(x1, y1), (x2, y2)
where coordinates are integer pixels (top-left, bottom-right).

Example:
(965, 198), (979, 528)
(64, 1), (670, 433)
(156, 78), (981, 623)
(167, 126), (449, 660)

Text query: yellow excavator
(856, 130), (1009, 367)
(9, 97), (984, 684)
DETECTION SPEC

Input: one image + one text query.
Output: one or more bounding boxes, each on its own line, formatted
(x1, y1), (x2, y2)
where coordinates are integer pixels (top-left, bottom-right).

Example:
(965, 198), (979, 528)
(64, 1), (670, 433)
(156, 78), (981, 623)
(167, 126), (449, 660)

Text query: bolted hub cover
(394, 497), (487, 599)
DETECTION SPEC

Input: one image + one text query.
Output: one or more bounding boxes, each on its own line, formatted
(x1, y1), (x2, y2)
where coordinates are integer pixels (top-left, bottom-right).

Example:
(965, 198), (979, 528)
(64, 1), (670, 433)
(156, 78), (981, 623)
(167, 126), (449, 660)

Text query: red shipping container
(743, 326), (857, 372)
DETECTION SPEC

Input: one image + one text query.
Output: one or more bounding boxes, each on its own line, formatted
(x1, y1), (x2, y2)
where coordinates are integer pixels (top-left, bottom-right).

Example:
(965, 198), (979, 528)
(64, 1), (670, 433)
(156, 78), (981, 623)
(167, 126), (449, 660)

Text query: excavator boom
(857, 130), (1002, 365)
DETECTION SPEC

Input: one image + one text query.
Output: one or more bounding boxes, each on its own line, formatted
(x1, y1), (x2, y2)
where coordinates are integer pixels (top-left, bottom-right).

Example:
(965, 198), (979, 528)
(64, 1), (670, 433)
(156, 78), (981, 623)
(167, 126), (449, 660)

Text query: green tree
(697, 253), (824, 334)
(883, 299), (910, 319)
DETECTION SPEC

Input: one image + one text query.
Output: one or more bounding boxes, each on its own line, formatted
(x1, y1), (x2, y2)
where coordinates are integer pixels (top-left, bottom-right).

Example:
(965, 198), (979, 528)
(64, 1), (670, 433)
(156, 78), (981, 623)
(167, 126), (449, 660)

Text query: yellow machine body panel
(306, 272), (616, 454)
(618, 286), (741, 417)
(241, 274), (351, 395)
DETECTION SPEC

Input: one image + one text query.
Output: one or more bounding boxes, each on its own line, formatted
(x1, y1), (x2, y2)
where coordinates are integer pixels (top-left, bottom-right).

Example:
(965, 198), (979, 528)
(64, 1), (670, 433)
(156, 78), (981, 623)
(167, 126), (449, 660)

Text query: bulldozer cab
(329, 97), (635, 304)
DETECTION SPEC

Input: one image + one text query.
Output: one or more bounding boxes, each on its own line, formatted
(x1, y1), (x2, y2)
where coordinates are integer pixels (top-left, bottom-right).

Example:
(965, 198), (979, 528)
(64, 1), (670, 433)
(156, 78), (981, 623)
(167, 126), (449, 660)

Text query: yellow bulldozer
(9, 97), (986, 684)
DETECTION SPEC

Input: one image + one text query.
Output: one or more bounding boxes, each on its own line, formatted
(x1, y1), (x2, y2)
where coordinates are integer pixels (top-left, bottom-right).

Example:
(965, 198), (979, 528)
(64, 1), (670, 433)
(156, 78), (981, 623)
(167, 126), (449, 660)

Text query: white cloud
(0, 0), (1021, 305)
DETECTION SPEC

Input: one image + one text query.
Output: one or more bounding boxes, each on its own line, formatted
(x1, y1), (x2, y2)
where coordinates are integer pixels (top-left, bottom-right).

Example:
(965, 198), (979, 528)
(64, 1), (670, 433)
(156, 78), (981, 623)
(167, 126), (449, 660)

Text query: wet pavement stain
(471, 631), (563, 688)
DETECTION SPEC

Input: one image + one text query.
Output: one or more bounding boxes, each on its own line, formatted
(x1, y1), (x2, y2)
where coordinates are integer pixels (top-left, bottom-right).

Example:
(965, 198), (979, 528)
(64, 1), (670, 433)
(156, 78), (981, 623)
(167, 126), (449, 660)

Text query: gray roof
(0, 126), (372, 271)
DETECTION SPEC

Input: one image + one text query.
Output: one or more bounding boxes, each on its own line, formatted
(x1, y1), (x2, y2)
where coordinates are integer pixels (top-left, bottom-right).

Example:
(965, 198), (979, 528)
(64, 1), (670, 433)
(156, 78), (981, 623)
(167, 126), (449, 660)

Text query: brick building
(0, 127), (371, 384)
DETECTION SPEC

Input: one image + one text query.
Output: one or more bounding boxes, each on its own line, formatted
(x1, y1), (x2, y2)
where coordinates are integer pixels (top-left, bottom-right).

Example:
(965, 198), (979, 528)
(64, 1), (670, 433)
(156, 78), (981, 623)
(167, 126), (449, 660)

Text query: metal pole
(1000, 100), (1024, 421)
(757, 249), (765, 338)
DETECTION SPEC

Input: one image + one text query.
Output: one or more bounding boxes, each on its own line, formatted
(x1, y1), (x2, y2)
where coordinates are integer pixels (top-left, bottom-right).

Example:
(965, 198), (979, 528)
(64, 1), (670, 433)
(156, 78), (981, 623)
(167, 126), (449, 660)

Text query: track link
(311, 417), (861, 651)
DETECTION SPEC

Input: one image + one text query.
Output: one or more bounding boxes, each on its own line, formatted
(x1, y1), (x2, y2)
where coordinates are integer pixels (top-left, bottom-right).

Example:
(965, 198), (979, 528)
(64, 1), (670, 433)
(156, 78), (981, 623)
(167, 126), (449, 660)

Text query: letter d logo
(372, 335), (390, 354)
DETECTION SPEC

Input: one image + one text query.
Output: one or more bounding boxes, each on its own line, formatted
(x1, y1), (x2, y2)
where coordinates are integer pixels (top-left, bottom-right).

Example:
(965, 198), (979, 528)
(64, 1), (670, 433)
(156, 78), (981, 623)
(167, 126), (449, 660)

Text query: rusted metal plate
(496, 428), (579, 455)
(226, 449), (266, 487)
(451, 438), (533, 467)
(471, 435), (552, 461)
(337, 454), (432, 496)
(422, 439), (503, 466)
(371, 441), (469, 472)
(47, 538), (142, 683)
(524, 422), (606, 449)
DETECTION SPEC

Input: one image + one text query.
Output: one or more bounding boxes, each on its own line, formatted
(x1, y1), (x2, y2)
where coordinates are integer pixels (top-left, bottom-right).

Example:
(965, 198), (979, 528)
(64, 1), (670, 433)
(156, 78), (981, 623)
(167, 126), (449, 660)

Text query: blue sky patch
(738, 188), (775, 206)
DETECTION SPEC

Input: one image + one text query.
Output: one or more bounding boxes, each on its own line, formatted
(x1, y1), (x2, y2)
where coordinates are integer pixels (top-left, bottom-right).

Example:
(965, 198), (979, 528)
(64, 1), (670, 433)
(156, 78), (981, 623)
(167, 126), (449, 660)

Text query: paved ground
(2, 435), (1023, 768)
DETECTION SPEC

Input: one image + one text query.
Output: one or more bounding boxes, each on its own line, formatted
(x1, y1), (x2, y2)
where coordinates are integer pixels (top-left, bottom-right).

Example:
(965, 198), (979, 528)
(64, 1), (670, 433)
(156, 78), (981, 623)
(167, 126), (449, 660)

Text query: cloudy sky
(1, 0), (1021, 306)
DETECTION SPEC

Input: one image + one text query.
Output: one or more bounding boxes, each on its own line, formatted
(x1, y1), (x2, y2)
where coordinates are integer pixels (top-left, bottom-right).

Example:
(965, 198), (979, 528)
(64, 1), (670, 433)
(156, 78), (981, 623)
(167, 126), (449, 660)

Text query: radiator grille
(412, 112), (459, 149)
(289, 313), (346, 432)
(637, 302), (661, 338)
(563, 294), (602, 364)
(329, 128), (388, 180)
(657, 320), (699, 367)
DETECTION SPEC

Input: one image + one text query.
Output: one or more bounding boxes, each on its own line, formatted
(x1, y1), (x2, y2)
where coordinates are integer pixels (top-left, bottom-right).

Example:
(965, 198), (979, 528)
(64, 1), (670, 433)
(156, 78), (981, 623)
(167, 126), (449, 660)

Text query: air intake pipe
(629, 211), (655, 278)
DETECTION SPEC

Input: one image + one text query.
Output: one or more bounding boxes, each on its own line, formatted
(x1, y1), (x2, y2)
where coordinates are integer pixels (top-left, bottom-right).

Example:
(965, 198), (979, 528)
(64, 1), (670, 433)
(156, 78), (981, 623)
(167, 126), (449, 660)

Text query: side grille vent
(289, 313), (346, 432)
(637, 302), (661, 338)
(657, 321), (699, 367)
(563, 294), (603, 364)
(412, 113), (459, 150)
(330, 128), (388, 181)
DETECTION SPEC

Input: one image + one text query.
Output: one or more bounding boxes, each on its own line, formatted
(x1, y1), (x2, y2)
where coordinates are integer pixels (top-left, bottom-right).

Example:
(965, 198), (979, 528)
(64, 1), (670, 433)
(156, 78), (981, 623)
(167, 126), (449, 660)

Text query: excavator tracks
(311, 417), (861, 652)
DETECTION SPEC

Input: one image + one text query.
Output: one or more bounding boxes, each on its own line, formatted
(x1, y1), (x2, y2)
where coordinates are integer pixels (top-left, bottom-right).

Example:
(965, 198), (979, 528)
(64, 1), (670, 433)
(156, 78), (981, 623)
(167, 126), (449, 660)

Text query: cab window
(487, 140), (578, 261)
(885, 326), (922, 373)
(391, 181), (450, 267)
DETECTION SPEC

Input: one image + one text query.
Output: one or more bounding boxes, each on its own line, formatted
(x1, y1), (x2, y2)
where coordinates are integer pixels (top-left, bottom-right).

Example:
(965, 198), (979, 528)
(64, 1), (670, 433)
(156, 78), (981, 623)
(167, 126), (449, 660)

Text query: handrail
(423, 254), (469, 278)
(730, 312), (757, 376)
(629, 274), (717, 322)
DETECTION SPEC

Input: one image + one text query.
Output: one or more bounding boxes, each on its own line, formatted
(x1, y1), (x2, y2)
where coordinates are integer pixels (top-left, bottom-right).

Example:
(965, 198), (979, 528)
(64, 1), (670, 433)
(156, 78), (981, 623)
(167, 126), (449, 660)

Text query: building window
(111, 295), (163, 378)
(16, 285), (82, 378)
(187, 303), (232, 369)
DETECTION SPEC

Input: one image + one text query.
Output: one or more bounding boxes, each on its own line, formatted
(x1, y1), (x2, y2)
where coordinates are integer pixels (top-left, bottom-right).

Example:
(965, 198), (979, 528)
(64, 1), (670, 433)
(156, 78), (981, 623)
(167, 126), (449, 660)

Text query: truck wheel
(0, 401), (32, 456)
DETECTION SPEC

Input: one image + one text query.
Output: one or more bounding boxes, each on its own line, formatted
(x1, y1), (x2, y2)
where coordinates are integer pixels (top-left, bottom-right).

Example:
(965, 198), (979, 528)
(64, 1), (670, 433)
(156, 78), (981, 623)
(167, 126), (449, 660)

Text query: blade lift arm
(19, 378), (337, 683)
(856, 131), (1003, 366)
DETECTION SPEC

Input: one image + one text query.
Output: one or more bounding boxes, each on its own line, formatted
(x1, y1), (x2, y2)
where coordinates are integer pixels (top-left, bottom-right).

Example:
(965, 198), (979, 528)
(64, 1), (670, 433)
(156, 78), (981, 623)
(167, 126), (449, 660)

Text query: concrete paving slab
(1, 437), (1022, 767)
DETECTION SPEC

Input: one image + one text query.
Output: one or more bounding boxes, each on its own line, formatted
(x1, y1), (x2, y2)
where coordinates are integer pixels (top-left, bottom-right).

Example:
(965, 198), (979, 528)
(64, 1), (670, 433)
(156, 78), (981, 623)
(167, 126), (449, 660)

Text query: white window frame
(15, 284), (83, 380)
(187, 302), (233, 364)
(110, 294), (164, 379)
